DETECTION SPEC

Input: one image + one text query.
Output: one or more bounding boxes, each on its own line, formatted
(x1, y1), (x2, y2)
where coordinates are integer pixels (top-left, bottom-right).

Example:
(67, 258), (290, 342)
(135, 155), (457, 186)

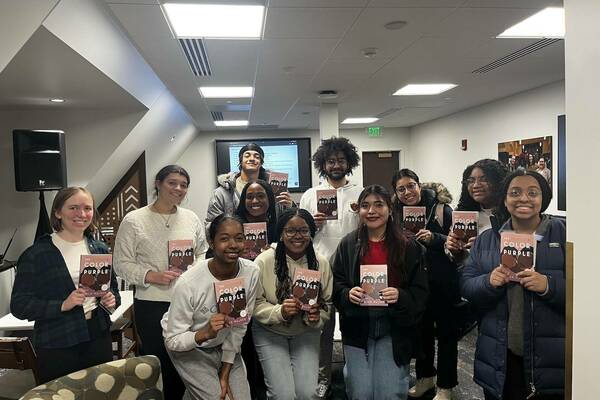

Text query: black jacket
(394, 188), (459, 302)
(461, 216), (565, 398)
(11, 233), (121, 349)
(332, 230), (429, 366)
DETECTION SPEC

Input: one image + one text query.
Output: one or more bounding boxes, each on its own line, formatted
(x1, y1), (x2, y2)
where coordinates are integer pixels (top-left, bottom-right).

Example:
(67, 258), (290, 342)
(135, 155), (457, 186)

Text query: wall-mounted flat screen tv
(215, 138), (312, 193)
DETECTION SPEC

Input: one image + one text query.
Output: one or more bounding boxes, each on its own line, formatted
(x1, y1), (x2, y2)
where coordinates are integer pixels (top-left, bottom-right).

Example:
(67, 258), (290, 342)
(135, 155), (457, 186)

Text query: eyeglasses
(395, 182), (418, 194)
(246, 193), (267, 201)
(463, 176), (489, 186)
(507, 188), (541, 199)
(326, 158), (347, 166)
(283, 227), (311, 238)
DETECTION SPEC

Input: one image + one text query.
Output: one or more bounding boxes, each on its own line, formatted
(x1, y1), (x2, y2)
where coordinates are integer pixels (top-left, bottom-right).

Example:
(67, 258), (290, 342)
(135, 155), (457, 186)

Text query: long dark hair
(496, 169), (552, 223)
(154, 164), (190, 197)
(358, 185), (409, 286)
(274, 209), (321, 305)
(390, 168), (421, 212)
(456, 159), (508, 211)
(235, 180), (277, 243)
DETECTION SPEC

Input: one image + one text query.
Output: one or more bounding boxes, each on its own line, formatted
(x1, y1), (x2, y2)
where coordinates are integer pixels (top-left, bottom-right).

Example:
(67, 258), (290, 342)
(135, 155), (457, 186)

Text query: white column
(319, 103), (339, 141)
(565, 0), (600, 397)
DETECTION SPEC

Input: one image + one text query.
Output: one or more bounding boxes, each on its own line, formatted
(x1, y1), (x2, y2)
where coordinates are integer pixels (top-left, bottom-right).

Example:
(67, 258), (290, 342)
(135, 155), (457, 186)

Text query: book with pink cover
(79, 254), (112, 297)
(168, 239), (194, 273)
(243, 222), (267, 260)
(267, 172), (289, 197)
(500, 231), (536, 282)
(403, 206), (426, 234)
(292, 267), (321, 311)
(316, 189), (338, 220)
(359, 264), (388, 307)
(452, 211), (479, 242)
(214, 277), (249, 326)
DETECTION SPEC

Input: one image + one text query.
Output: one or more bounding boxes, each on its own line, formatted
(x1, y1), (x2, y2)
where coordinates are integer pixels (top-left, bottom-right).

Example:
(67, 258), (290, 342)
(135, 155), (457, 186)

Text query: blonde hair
(50, 187), (98, 235)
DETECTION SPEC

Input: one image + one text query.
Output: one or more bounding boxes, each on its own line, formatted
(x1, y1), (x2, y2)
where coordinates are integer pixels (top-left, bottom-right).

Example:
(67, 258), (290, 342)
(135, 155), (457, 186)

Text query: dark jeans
(135, 299), (185, 400)
(241, 319), (266, 399)
(415, 292), (458, 389)
(483, 350), (563, 400)
(36, 315), (112, 383)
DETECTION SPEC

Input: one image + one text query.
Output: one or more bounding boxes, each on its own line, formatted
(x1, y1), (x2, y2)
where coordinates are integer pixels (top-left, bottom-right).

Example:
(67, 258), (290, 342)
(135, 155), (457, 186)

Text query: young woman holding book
(11, 187), (120, 383)
(162, 214), (259, 400)
(252, 208), (333, 400)
(391, 169), (459, 400)
(445, 159), (509, 261)
(461, 169), (565, 400)
(235, 179), (279, 248)
(332, 184), (428, 400)
(113, 164), (208, 399)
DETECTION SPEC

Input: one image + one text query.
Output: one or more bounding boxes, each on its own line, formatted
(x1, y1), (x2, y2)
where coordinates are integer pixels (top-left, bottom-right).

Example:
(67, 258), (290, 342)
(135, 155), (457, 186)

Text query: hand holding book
(306, 303), (320, 322)
(61, 288), (87, 312)
(489, 265), (510, 288)
(100, 291), (116, 309)
(516, 269), (548, 293)
(281, 298), (301, 320)
(195, 314), (226, 344)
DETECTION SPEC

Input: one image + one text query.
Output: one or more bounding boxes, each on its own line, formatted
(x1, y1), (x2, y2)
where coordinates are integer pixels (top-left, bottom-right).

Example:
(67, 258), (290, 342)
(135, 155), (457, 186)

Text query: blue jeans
(252, 322), (320, 400)
(343, 336), (410, 400)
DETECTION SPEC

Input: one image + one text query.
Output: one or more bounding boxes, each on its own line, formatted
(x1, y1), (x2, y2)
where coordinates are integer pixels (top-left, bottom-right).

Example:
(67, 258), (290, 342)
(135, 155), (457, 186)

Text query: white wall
(565, 0), (600, 397)
(409, 81), (565, 213)
(177, 127), (410, 222)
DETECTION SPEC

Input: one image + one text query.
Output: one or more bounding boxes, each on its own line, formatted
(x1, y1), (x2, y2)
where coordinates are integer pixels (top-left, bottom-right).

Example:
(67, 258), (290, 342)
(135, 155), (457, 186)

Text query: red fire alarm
(461, 139), (468, 151)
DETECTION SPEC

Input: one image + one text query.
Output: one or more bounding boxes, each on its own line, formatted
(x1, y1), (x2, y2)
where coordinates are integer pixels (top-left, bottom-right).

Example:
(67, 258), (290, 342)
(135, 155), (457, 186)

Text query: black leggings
(36, 317), (112, 383)
(135, 299), (185, 400)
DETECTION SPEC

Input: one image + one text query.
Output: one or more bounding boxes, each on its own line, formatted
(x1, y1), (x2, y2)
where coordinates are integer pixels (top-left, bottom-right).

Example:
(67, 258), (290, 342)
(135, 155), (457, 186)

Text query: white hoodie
(300, 180), (363, 261)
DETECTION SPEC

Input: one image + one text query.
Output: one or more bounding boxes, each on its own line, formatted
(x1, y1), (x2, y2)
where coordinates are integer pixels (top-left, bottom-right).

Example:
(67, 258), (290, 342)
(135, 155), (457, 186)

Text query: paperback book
(243, 222), (267, 260)
(452, 211), (479, 242)
(79, 254), (112, 297)
(267, 171), (289, 197)
(359, 264), (388, 307)
(500, 231), (536, 282)
(403, 206), (426, 234)
(214, 277), (249, 326)
(292, 267), (321, 311)
(168, 239), (194, 273)
(316, 189), (338, 220)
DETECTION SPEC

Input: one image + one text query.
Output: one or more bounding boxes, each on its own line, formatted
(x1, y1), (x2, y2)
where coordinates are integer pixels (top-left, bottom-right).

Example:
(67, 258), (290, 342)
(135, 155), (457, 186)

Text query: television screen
(215, 138), (312, 192)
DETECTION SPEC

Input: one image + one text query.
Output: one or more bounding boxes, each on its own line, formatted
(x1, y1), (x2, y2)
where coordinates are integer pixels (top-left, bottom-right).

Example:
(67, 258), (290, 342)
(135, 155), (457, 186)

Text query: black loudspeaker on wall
(13, 129), (67, 192)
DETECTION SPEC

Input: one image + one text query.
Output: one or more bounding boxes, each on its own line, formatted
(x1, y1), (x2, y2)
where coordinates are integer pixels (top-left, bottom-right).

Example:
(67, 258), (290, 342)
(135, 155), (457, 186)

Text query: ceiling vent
(248, 124), (279, 130)
(210, 111), (223, 121)
(472, 38), (561, 74)
(375, 108), (401, 119)
(179, 38), (212, 76)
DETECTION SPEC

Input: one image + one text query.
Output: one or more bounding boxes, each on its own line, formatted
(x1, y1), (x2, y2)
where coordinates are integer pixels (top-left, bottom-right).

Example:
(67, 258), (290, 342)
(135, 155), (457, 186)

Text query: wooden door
(362, 151), (400, 189)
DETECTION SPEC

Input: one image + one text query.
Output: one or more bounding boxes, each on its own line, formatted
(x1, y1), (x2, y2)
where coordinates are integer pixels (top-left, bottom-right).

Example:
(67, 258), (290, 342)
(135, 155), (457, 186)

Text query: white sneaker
(433, 388), (452, 400)
(408, 376), (436, 398)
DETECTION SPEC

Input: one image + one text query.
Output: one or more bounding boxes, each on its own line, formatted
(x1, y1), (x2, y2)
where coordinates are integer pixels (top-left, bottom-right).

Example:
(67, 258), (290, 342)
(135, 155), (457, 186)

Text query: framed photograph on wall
(498, 136), (553, 189)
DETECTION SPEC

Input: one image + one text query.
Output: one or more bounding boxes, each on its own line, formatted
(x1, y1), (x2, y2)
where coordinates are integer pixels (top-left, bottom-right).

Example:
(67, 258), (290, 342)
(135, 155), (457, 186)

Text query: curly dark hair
(312, 136), (360, 177)
(274, 209), (323, 308)
(495, 169), (552, 223)
(235, 180), (278, 243)
(456, 159), (508, 211)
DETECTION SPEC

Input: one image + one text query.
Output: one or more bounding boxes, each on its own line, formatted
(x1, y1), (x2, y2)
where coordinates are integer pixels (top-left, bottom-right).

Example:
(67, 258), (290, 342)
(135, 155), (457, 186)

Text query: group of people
(10, 136), (565, 400)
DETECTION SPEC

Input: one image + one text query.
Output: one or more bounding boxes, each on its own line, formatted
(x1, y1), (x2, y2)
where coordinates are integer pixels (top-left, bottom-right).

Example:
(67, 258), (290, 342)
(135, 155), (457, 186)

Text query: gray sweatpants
(167, 346), (251, 400)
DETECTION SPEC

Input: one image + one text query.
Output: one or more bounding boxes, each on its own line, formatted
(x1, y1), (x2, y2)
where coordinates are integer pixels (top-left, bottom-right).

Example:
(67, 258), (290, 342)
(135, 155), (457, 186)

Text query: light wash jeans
(252, 322), (321, 400)
(343, 336), (410, 400)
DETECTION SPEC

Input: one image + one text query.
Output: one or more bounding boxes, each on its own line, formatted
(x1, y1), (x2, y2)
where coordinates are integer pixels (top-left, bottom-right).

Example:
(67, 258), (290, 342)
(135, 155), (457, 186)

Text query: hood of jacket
(420, 182), (453, 205)
(216, 171), (239, 191)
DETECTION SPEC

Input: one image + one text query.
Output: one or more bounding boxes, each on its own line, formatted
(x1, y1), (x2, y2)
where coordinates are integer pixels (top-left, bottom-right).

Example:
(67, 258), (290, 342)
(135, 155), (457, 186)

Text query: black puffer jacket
(332, 231), (428, 366)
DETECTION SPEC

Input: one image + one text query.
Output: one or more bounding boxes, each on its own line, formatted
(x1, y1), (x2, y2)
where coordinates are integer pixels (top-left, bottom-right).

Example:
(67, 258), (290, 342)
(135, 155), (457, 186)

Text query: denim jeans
(343, 336), (410, 400)
(252, 322), (321, 400)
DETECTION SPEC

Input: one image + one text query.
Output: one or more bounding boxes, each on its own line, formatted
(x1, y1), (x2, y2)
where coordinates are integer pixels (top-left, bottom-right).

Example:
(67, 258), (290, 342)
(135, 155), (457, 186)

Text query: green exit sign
(367, 126), (382, 137)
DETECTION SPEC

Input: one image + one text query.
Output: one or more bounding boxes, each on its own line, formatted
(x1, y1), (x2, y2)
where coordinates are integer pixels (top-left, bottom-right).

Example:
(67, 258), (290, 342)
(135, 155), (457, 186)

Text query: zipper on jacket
(527, 294), (536, 399)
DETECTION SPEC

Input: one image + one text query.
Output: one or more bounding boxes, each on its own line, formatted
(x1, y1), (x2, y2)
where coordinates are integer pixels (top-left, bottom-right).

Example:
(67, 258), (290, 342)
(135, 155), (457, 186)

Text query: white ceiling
(105, 0), (564, 130)
(0, 26), (146, 111)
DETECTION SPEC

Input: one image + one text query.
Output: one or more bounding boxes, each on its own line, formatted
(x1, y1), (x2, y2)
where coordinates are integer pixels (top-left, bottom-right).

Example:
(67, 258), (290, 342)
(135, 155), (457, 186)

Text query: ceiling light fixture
(341, 117), (379, 124)
(163, 3), (265, 39)
(49, 98), (65, 103)
(214, 120), (249, 127)
(393, 84), (457, 96)
(497, 7), (564, 39)
(199, 86), (254, 98)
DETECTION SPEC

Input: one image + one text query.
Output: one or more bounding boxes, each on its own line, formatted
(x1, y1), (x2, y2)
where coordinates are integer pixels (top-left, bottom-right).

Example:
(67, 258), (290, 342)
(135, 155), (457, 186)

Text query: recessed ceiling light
(49, 98), (65, 103)
(341, 117), (379, 124)
(214, 120), (249, 127)
(199, 87), (254, 98)
(393, 84), (457, 96)
(384, 20), (407, 30)
(497, 7), (564, 39)
(163, 3), (265, 39)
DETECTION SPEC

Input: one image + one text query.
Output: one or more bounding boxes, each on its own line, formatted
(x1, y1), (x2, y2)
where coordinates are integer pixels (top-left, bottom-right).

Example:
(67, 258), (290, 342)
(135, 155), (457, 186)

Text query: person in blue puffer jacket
(461, 169), (564, 400)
